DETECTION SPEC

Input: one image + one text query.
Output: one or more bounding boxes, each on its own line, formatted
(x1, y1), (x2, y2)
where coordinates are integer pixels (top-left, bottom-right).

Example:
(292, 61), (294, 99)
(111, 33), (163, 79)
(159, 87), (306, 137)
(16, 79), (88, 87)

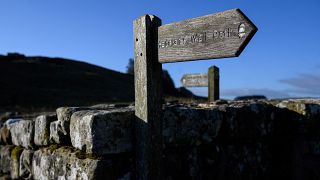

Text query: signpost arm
(134, 15), (163, 180)
(208, 66), (220, 102)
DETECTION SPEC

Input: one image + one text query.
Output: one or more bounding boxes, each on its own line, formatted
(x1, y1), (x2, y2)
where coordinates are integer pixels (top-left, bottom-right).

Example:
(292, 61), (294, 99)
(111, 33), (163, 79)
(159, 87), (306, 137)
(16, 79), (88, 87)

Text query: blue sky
(1, 0), (319, 99)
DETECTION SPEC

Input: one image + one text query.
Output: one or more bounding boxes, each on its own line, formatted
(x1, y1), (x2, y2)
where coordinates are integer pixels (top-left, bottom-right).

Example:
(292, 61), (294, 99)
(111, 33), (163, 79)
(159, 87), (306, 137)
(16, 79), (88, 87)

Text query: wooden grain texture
(181, 73), (208, 87)
(158, 9), (257, 63)
(208, 66), (219, 102)
(134, 15), (163, 180)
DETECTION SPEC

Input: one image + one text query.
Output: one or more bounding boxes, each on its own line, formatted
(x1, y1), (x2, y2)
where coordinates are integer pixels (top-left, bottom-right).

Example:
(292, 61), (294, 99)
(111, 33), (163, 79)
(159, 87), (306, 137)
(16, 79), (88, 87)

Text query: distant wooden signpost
(134, 8), (257, 180)
(181, 66), (220, 102)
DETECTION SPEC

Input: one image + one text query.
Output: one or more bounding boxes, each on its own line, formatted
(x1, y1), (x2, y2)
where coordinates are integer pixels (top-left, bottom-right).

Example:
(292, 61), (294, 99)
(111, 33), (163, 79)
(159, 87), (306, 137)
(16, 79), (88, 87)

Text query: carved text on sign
(158, 24), (246, 49)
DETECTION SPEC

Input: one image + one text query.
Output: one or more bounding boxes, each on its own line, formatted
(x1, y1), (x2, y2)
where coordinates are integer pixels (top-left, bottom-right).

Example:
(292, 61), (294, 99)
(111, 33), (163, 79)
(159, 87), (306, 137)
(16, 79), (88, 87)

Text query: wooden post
(134, 15), (163, 180)
(208, 66), (219, 102)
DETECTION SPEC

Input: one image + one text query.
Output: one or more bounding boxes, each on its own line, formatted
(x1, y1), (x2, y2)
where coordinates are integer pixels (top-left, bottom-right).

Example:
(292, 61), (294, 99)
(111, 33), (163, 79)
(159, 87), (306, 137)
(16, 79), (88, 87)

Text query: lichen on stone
(75, 149), (104, 160)
(11, 146), (24, 161)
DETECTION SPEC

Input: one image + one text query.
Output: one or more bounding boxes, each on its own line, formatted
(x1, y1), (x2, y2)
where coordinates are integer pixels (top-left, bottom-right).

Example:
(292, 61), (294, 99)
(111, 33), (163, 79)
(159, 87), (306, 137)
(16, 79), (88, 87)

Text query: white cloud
(279, 72), (320, 96)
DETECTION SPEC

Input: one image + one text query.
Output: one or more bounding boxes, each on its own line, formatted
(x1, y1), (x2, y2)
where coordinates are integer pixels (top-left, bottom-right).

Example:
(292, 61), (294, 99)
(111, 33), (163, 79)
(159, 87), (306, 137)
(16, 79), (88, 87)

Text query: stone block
(10, 146), (24, 179)
(163, 102), (299, 144)
(34, 114), (57, 146)
(19, 149), (34, 179)
(49, 107), (89, 145)
(0, 126), (11, 145)
(10, 120), (34, 149)
(32, 147), (67, 180)
(0, 174), (11, 180)
(56, 107), (90, 135)
(163, 107), (223, 146)
(277, 100), (320, 117)
(32, 147), (132, 180)
(0, 145), (14, 173)
(276, 100), (320, 136)
(0, 119), (22, 145)
(70, 107), (134, 155)
(49, 121), (68, 144)
(51, 106), (125, 145)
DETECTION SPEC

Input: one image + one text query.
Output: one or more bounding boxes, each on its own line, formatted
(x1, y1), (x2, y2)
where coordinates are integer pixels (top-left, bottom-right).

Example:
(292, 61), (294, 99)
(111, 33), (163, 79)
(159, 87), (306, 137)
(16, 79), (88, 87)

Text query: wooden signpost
(181, 73), (208, 87)
(158, 9), (257, 63)
(181, 66), (220, 102)
(134, 8), (257, 180)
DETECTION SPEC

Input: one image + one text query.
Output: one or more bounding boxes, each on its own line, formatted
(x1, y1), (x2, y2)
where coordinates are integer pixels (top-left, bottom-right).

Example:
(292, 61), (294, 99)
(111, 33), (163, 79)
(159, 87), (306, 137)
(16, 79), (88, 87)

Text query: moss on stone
(276, 101), (309, 115)
(43, 128), (50, 143)
(285, 102), (306, 115)
(11, 146), (24, 161)
(47, 144), (59, 153)
(58, 146), (75, 153)
(75, 149), (103, 160)
(43, 145), (104, 160)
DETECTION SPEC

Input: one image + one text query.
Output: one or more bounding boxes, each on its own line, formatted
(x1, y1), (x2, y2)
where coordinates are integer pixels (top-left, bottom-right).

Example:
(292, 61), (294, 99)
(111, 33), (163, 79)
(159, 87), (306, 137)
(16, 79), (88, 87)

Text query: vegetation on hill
(234, 95), (267, 101)
(0, 53), (134, 111)
(0, 53), (198, 112)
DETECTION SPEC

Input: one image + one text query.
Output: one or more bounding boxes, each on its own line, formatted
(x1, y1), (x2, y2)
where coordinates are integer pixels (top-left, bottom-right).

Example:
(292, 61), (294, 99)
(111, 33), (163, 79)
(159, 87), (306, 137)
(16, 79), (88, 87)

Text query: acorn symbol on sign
(238, 24), (246, 38)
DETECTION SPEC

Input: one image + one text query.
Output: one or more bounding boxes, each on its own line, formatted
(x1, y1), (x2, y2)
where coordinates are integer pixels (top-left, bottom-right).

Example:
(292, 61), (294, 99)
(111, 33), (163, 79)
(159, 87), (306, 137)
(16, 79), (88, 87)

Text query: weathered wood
(134, 15), (163, 180)
(208, 66), (220, 102)
(158, 9), (257, 63)
(181, 73), (208, 87)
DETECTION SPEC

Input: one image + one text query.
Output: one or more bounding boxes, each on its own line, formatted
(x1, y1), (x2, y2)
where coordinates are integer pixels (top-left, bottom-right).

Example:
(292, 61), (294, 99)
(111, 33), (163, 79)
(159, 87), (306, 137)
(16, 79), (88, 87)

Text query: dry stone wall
(0, 99), (320, 180)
